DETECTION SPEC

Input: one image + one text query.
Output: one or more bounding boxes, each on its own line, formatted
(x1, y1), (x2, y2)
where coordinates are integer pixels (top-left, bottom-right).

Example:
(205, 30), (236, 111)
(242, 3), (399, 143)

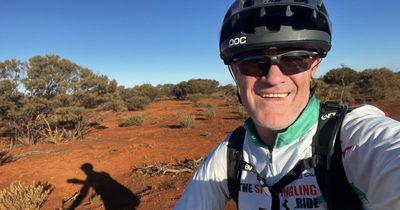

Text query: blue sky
(1, 1), (399, 87)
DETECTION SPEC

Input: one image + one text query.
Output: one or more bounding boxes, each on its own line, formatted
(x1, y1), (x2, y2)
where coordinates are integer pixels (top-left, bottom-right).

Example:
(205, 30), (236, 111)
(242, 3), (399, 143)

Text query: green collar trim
(244, 96), (320, 149)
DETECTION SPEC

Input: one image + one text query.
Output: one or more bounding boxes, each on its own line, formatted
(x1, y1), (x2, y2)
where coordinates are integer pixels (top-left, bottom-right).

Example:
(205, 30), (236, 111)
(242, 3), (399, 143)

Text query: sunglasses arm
(228, 65), (239, 85)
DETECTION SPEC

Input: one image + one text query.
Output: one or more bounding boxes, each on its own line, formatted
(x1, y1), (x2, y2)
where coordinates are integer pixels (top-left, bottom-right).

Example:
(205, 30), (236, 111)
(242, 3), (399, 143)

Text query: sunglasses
(232, 50), (319, 77)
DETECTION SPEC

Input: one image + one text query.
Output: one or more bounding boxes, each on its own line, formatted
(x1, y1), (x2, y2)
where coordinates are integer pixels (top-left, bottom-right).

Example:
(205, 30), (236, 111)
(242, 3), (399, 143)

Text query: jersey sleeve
(173, 138), (230, 210)
(340, 105), (400, 209)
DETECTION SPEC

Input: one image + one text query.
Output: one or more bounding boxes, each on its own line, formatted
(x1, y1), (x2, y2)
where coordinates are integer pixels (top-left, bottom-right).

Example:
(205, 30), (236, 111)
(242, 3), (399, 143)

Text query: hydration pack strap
(227, 126), (246, 206)
(312, 102), (348, 205)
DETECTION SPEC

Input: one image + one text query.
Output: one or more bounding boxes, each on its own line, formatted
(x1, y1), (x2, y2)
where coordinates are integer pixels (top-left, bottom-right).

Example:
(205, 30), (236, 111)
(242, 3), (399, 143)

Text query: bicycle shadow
(66, 162), (140, 210)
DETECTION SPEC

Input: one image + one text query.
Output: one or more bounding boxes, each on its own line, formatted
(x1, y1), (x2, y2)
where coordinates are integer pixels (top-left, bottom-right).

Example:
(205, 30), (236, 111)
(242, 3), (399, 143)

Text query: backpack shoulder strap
(226, 126), (246, 205)
(313, 102), (363, 209)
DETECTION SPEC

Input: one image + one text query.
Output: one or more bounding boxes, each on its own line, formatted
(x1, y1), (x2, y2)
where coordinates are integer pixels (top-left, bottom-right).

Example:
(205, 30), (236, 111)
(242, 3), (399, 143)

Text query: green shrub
(119, 114), (145, 127)
(204, 108), (216, 120)
(224, 87), (241, 107)
(178, 114), (196, 128)
(157, 83), (175, 99)
(172, 82), (190, 100)
(187, 79), (219, 95)
(133, 84), (160, 102)
(0, 182), (52, 210)
(125, 96), (151, 111)
(101, 99), (127, 112)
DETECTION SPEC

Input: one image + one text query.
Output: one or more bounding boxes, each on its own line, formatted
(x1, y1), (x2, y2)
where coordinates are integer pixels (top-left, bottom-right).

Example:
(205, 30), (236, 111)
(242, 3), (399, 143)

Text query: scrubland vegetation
(0, 55), (399, 146)
(0, 55), (220, 145)
(315, 65), (400, 105)
(0, 55), (399, 209)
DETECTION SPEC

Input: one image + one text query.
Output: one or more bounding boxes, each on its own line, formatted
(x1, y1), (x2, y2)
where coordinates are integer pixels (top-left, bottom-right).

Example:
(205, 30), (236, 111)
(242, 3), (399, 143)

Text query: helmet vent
(294, 0), (309, 3)
(242, 0), (254, 8)
(286, 5), (294, 16)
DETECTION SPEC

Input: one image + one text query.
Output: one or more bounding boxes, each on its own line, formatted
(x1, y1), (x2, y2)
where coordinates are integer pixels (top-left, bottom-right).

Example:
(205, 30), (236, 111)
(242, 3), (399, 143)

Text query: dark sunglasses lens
(279, 54), (315, 74)
(238, 58), (271, 77)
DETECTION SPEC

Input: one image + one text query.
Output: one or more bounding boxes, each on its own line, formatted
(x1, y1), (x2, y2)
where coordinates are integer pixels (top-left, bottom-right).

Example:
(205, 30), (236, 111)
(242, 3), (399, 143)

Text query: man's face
(231, 49), (319, 132)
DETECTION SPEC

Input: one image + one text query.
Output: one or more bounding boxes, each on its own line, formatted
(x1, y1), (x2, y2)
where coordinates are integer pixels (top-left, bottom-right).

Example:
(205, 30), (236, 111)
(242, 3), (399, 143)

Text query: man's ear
(310, 58), (321, 77)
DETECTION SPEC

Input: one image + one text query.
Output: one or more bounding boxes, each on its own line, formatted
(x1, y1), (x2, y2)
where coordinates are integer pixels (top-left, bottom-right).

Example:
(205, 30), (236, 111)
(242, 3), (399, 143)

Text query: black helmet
(220, 0), (332, 65)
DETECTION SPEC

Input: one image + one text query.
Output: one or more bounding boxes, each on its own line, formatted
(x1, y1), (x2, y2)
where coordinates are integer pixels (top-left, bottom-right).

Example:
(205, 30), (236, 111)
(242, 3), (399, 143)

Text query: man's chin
(254, 117), (291, 132)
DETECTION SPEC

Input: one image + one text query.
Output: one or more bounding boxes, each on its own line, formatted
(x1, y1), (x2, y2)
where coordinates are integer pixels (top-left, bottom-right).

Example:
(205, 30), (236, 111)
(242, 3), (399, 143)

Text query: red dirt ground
(0, 95), (399, 210)
(0, 96), (242, 210)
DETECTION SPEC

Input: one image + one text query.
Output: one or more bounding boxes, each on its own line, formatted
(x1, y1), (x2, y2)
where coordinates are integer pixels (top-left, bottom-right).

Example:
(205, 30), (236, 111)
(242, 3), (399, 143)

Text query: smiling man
(174, 0), (400, 209)
(230, 49), (320, 145)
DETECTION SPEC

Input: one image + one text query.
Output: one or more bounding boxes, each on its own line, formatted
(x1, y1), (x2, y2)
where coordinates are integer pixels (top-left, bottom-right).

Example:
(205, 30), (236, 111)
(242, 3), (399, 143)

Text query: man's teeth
(259, 93), (289, 98)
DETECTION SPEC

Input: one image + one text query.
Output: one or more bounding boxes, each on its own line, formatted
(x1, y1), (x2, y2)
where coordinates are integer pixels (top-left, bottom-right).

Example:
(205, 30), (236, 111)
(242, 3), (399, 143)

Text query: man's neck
(255, 126), (277, 147)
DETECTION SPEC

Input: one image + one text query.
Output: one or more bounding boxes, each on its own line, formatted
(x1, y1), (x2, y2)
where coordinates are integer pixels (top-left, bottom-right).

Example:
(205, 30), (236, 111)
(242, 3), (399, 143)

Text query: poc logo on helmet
(229, 36), (247, 47)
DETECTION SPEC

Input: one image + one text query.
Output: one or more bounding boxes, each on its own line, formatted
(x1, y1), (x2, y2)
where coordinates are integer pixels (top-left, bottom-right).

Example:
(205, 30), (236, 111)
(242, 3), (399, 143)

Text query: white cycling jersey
(174, 97), (400, 210)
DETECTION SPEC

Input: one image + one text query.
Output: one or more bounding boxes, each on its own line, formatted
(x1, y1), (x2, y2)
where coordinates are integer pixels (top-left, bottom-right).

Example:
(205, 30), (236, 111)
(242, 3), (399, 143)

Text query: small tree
(172, 82), (190, 100)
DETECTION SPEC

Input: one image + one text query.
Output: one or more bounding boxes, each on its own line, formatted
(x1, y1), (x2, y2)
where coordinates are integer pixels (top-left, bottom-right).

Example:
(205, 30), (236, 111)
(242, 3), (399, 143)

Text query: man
(174, 0), (400, 209)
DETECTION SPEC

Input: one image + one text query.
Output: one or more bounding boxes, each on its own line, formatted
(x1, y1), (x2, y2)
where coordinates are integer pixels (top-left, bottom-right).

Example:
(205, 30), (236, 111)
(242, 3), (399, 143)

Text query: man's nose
(260, 64), (285, 84)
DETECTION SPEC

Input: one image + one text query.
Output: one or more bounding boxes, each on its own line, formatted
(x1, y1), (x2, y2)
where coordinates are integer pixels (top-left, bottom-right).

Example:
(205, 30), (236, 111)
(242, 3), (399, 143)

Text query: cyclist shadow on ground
(66, 162), (140, 210)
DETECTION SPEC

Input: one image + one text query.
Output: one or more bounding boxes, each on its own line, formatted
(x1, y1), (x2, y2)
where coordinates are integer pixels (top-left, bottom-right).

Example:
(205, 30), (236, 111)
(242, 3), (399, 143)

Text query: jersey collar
(244, 95), (320, 149)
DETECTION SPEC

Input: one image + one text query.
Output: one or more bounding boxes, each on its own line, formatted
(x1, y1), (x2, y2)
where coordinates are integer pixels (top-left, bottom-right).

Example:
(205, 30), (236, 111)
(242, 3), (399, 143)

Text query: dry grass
(177, 114), (196, 128)
(0, 181), (52, 210)
(204, 108), (217, 120)
(119, 113), (146, 127)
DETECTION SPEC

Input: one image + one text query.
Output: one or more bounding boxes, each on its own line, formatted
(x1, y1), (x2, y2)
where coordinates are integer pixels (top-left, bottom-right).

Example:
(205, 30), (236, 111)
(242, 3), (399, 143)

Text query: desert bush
(119, 114), (145, 127)
(204, 108), (216, 120)
(122, 84), (160, 103)
(0, 181), (52, 210)
(178, 114), (196, 128)
(4, 97), (51, 145)
(323, 66), (359, 86)
(172, 82), (190, 100)
(223, 86), (242, 107)
(125, 96), (151, 111)
(73, 92), (103, 109)
(314, 79), (355, 104)
(356, 68), (398, 101)
(54, 107), (94, 141)
(133, 84), (160, 102)
(187, 79), (219, 95)
(218, 84), (236, 92)
(31, 107), (99, 144)
(157, 83), (175, 99)
(101, 99), (127, 112)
